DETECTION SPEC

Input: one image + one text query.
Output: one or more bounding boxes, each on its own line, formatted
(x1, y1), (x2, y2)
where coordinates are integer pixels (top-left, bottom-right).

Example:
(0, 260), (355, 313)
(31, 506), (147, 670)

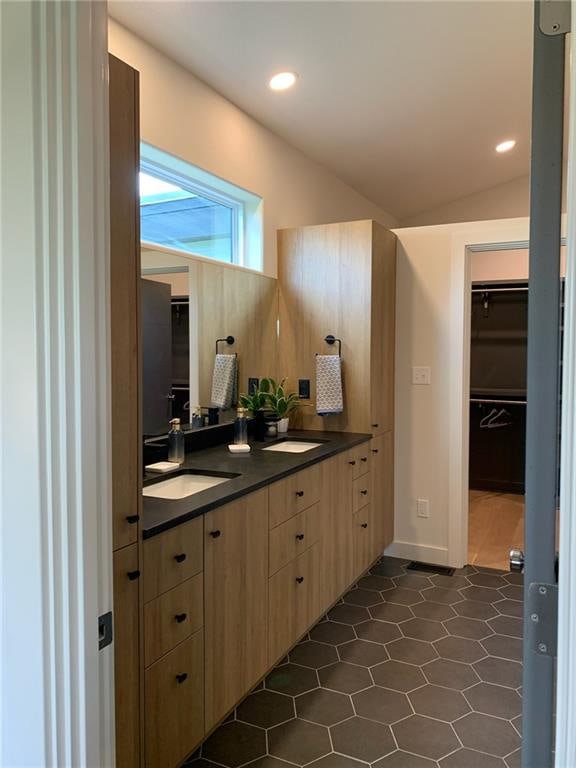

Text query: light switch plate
(417, 498), (430, 518)
(412, 366), (431, 385)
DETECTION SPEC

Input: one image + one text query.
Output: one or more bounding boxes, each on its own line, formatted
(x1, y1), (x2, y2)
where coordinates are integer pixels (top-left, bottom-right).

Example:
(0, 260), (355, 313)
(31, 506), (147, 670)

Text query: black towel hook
(216, 335), (235, 354)
(324, 335), (342, 357)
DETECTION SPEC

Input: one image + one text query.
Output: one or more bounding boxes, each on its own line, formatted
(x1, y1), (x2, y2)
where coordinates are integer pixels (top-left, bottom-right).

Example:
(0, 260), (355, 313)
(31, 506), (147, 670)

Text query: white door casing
(0, 2), (113, 766)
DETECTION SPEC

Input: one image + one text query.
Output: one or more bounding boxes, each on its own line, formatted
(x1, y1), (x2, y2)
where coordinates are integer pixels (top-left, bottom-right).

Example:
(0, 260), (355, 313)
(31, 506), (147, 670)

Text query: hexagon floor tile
(186, 556), (525, 767)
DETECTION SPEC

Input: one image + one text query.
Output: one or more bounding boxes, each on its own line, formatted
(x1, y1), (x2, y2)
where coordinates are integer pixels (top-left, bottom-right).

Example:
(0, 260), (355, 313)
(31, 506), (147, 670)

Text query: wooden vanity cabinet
(204, 489), (269, 731)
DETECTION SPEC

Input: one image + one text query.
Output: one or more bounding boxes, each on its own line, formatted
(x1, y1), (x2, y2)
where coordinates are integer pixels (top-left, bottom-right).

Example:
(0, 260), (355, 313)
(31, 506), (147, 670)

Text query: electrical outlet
(412, 366), (431, 385)
(248, 378), (259, 395)
(298, 379), (311, 399)
(416, 498), (430, 518)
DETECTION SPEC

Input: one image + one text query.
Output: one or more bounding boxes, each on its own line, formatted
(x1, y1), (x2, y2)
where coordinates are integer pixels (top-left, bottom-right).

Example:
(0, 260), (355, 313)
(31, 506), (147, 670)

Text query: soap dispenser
(229, 407), (250, 453)
(168, 418), (185, 464)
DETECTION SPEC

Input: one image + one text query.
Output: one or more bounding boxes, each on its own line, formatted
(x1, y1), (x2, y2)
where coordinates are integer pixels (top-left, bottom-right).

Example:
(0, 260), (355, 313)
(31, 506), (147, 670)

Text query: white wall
(401, 176), (530, 228)
(471, 246), (567, 282)
(108, 20), (397, 277)
(390, 218), (532, 566)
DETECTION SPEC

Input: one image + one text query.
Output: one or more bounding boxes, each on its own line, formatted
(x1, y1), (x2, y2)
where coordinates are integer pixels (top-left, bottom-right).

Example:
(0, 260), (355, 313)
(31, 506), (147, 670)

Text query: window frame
(139, 145), (262, 270)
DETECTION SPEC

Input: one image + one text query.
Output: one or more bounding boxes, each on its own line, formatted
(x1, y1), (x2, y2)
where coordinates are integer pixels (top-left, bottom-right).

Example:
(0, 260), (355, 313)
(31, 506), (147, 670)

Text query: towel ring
(216, 335), (235, 354)
(324, 335), (342, 357)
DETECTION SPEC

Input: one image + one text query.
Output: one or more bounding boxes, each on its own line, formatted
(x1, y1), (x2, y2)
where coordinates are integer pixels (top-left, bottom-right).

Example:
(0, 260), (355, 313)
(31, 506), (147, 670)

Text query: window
(140, 144), (263, 270)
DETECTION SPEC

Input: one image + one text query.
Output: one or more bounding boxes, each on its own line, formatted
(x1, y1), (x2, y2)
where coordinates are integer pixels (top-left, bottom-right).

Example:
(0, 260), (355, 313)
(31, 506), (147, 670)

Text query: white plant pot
(277, 417), (289, 433)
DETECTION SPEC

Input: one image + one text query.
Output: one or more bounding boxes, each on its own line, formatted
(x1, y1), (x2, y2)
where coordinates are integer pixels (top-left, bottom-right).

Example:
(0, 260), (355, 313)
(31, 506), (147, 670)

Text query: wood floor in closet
(468, 490), (524, 571)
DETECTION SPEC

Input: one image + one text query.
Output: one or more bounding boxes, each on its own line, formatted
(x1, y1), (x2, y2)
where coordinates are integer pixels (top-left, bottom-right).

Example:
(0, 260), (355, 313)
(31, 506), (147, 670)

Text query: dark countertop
(142, 430), (371, 539)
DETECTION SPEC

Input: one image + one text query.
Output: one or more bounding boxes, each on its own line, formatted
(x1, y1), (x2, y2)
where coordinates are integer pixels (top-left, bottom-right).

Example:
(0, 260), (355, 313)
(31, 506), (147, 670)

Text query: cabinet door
(321, 453), (354, 606)
(145, 630), (204, 768)
(269, 464), (321, 528)
(204, 490), (269, 731)
(113, 544), (141, 768)
(353, 506), (373, 577)
(109, 54), (141, 551)
(370, 432), (394, 557)
(269, 544), (321, 664)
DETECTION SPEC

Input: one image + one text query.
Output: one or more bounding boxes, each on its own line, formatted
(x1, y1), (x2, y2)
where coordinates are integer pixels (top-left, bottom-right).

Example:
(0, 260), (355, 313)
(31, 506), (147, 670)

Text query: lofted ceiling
(108, 0), (534, 222)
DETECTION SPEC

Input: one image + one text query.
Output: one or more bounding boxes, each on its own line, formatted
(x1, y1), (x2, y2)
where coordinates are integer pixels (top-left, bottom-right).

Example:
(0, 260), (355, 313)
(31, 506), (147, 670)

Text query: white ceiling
(108, 0), (534, 221)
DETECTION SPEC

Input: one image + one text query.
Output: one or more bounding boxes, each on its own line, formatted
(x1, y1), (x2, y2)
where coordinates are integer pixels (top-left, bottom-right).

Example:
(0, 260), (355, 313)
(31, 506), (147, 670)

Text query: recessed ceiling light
(495, 139), (517, 153)
(269, 72), (298, 91)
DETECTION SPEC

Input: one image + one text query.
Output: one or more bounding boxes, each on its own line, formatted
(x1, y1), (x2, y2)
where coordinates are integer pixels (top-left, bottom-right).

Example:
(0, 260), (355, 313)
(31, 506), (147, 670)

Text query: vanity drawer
(349, 445), (371, 480)
(269, 543), (321, 664)
(145, 629), (204, 768)
(269, 503), (322, 576)
(269, 464), (321, 528)
(353, 506), (373, 576)
(352, 475), (371, 513)
(144, 572), (204, 667)
(143, 516), (203, 602)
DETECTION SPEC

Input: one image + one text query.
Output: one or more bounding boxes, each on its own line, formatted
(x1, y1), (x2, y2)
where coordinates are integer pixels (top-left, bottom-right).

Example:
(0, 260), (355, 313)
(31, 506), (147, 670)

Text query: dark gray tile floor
(185, 557), (523, 768)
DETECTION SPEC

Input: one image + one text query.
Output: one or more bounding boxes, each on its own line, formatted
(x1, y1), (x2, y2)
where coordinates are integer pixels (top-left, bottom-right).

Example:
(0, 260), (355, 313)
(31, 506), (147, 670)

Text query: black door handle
(296, 576), (304, 584)
(209, 530), (221, 538)
(360, 490), (368, 496)
(296, 491), (304, 498)
(372, 449), (379, 454)
(127, 570), (140, 581)
(371, 423), (379, 428)
(176, 673), (188, 684)
(174, 553), (187, 563)
(348, 460), (356, 466)
(175, 613), (187, 623)
(361, 523), (368, 529)
(361, 457), (368, 463)
(126, 515), (140, 524)
(295, 533), (305, 541)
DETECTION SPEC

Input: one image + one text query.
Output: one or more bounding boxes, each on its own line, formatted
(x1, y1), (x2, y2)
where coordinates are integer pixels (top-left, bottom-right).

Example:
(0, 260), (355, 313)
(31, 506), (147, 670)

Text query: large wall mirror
(141, 245), (278, 437)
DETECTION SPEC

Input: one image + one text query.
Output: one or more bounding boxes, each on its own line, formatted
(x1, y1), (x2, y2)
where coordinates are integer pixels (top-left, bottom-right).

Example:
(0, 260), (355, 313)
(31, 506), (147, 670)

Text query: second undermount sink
(143, 471), (238, 500)
(262, 439), (325, 454)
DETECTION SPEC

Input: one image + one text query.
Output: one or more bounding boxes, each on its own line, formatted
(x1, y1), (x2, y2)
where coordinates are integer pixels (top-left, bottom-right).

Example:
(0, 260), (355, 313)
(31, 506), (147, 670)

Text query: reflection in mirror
(141, 245), (278, 438)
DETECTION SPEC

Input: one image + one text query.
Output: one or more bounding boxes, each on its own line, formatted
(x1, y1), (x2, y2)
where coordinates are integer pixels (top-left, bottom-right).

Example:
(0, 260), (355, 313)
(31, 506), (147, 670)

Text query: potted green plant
(264, 378), (300, 433)
(239, 382), (272, 440)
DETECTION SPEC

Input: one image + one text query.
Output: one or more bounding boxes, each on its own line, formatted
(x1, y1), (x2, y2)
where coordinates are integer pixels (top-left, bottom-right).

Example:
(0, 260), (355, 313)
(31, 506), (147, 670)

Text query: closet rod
(471, 287), (529, 294)
(470, 397), (527, 405)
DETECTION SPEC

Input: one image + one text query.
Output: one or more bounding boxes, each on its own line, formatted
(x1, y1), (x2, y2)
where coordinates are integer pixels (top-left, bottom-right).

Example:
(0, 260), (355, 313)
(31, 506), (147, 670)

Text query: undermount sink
(262, 439), (325, 454)
(143, 471), (236, 500)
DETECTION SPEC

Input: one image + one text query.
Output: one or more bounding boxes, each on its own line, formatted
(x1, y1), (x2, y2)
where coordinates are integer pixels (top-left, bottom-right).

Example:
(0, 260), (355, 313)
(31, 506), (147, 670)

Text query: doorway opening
(466, 245), (565, 570)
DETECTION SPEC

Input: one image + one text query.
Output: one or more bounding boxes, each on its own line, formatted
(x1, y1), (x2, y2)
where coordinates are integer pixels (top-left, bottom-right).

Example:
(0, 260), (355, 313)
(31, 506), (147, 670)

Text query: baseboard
(384, 540), (451, 567)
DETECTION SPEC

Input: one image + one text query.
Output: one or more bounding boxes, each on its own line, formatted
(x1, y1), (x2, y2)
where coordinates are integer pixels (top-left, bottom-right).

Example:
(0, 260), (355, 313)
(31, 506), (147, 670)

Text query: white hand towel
(316, 354), (344, 415)
(210, 354), (237, 409)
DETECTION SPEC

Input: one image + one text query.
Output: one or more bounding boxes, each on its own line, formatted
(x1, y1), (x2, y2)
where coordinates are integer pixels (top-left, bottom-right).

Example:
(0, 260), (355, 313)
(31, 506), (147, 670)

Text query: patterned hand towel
(210, 354), (237, 409)
(316, 354), (344, 415)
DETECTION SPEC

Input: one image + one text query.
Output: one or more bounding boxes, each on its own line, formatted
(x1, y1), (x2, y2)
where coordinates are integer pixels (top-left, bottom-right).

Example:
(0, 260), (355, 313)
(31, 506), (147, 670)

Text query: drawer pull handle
(209, 530), (222, 538)
(361, 457), (368, 463)
(360, 490), (368, 496)
(296, 491), (305, 498)
(175, 613), (188, 623)
(372, 449), (379, 454)
(174, 553), (187, 563)
(127, 569), (140, 581)
(125, 515), (139, 524)
(348, 460), (356, 466)
(176, 673), (188, 684)
(361, 522), (368, 529)
(295, 533), (305, 541)
(372, 423), (379, 428)
(296, 576), (305, 584)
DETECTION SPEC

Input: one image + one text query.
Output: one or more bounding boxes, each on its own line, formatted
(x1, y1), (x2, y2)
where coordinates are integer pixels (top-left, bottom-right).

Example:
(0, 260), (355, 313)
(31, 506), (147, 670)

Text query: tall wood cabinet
(277, 220), (397, 552)
(109, 54), (142, 768)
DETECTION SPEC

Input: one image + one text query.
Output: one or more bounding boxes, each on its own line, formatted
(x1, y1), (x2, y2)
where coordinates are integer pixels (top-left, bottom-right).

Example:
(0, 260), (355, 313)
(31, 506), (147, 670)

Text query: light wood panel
(143, 516), (203, 603)
(468, 490), (524, 570)
(268, 543), (321, 665)
(204, 490), (269, 731)
(109, 54), (141, 551)
(350, 445), (371, 480)
(113, 544), (141, 768)
(269, 503), (322, 576)
(370, 222), (397, 435)
(353, 507), (373, 576)
(196, 262), (278, 411)
(352, 475), (371, 514)
(370, 432), (395, 557)
(268, 464), (322, 528)
(320, 453), (355, 607)
(144, 629), (204, 768)
(144, 573), (204, 667)
(278, 221), (373, 432)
